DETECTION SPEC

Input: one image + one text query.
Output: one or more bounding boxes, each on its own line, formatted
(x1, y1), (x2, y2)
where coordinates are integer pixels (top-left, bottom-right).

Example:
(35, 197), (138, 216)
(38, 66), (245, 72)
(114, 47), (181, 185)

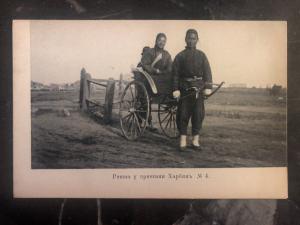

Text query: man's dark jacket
(172, 47), (212, 91)
(140, 47), (172, 94)
(141, 47), (172, 75)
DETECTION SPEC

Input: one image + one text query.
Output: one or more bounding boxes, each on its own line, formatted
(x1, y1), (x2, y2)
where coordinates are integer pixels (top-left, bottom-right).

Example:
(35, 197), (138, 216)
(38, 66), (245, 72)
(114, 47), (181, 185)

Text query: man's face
(185, 32), (198, 48)
(156, 36), (166, 49)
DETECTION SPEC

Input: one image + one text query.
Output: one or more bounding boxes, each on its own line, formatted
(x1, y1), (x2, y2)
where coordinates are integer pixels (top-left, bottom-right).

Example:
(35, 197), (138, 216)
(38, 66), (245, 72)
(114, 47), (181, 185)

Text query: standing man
(172, 29), (212, 150)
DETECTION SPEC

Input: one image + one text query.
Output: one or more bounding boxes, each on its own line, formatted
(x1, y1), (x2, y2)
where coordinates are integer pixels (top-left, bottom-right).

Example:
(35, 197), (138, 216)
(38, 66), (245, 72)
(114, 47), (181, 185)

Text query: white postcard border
(13, 20), (288, 199)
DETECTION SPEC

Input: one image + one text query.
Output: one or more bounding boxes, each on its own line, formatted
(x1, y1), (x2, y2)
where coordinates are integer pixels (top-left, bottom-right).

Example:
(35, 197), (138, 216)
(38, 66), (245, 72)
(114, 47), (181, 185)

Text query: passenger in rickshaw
(135, 33), (173, 128)
(140, 33), (172, 82)
(136, 33), (173, 95)
(172, 29), (213, 151)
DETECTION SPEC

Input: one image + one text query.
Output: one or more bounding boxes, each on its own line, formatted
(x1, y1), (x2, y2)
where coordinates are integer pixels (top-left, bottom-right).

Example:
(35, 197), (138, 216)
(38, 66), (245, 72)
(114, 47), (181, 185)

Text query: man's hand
(203, 89), (212, 96)
(173, 90), (181, 99)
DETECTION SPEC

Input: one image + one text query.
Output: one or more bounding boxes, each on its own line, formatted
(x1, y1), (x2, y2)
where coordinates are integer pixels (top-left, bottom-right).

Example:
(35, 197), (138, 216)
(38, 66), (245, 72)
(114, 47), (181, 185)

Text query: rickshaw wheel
(158, 94), (179, 139)
(119, 80), (150, 140)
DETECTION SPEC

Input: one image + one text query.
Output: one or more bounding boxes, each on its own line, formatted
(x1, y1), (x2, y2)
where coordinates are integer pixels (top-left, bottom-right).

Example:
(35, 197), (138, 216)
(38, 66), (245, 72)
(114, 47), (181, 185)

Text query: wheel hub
(170, 107), (176, 113)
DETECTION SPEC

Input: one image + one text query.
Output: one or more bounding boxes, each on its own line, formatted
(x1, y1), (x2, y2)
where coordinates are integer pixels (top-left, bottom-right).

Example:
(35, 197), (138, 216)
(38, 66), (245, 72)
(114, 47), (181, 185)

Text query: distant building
(61, 83), (76, 91)
(31, 81), (50, 90)
(31, 80), (81, 91)
(228, 83), (247, 88)
(31, 81), (43, 90)
(49, 83), (77, 91)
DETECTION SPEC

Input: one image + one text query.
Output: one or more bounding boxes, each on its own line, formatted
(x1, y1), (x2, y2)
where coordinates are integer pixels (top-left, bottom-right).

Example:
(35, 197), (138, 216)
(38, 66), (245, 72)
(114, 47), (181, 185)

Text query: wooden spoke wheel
(119, 81), (150, 140)
(158, 94), (179, 139)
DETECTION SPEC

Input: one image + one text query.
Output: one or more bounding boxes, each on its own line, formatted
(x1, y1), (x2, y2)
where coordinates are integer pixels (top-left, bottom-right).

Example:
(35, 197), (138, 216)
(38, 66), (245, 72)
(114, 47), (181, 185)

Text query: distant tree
(269, 84), (282, 96)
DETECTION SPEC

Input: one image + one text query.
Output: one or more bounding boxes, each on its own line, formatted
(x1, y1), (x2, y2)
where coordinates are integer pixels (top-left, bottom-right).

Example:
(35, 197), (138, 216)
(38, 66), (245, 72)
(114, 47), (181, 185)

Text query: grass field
(31, 87), (287, 168)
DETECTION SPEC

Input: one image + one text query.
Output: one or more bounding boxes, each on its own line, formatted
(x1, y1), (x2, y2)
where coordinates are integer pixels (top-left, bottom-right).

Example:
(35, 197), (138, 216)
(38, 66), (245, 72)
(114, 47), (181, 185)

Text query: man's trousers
(176, 92), (205, 135)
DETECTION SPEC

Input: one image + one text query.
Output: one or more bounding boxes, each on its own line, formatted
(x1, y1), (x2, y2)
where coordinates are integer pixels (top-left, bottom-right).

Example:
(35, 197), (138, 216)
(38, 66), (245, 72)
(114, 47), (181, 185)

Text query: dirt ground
(31, 88), (287, 169)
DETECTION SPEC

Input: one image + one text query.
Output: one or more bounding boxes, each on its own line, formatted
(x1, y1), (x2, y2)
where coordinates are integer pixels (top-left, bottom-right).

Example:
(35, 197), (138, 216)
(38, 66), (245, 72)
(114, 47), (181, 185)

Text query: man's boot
(192, 134), (202, 150)
(179, 135), (187, 150)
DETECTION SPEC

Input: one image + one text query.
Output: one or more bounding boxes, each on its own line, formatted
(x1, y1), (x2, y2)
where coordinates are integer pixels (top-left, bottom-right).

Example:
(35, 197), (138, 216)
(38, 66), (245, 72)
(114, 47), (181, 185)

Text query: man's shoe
(147, 126), (158, 132)
(178, 146), (187, 151)
(146, 121), (158, 132)
(191, 145), (202, 151)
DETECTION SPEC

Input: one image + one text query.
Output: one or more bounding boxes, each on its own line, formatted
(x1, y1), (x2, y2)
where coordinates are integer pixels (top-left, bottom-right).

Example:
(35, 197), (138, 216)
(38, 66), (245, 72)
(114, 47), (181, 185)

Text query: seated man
(134, 34), (173, 129)
(140, 33), (173, 95)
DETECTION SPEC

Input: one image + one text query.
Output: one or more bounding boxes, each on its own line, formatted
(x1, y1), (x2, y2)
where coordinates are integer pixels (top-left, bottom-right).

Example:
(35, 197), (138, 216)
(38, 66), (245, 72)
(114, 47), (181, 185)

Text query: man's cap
(185, 29), (199, 39)
(156, 33), (167, 41)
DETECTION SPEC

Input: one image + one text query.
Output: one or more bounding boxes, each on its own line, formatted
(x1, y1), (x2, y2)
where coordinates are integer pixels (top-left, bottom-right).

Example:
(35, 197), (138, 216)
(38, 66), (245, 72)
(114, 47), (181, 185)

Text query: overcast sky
(30, 20), (287, 87)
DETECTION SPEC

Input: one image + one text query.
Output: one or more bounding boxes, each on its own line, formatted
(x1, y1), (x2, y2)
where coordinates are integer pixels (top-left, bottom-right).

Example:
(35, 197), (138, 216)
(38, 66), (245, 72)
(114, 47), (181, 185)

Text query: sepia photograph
(28, 20), (287, 169)
(13, 20), (287, 198)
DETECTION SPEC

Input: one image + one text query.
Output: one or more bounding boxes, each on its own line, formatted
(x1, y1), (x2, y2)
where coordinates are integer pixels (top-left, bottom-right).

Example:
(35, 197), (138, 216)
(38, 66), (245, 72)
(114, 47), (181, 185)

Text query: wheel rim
(158, 95), (179, 138)
(119, 81), (150, 140)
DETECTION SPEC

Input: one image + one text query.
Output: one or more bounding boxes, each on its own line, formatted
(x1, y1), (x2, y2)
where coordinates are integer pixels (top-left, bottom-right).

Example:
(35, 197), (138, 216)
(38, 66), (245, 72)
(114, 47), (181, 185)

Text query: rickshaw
(119, 67), (224, 140)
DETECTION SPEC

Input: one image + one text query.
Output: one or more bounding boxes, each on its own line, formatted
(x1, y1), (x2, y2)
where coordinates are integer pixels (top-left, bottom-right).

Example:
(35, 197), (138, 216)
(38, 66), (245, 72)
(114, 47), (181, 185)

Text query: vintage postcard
(13, 20), (287, 198)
